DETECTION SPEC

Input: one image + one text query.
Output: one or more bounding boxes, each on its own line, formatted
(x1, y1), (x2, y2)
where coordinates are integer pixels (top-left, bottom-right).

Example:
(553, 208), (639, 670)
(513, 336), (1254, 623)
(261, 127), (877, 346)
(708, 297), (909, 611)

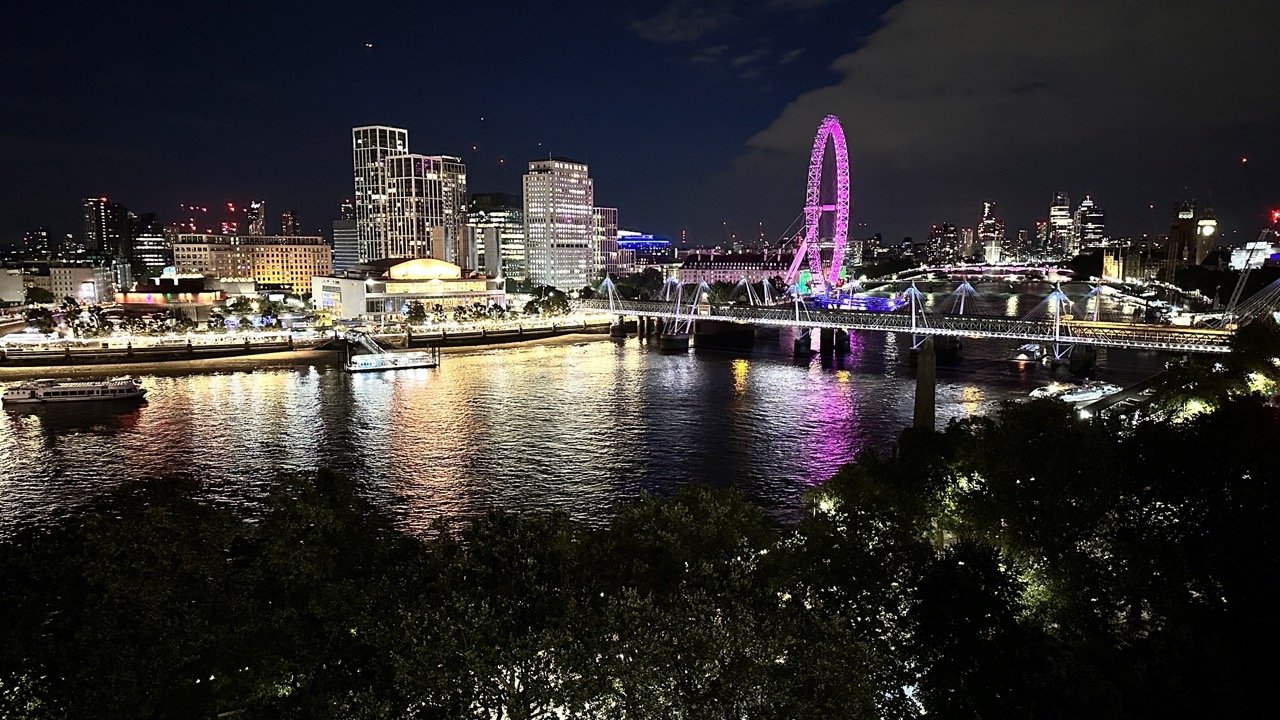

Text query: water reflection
(1, 290), (1168, 536)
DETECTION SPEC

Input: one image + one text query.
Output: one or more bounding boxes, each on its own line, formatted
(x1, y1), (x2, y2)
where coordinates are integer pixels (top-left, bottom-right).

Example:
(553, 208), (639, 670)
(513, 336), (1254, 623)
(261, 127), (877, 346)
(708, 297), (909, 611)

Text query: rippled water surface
(1, 284), (1166, 535)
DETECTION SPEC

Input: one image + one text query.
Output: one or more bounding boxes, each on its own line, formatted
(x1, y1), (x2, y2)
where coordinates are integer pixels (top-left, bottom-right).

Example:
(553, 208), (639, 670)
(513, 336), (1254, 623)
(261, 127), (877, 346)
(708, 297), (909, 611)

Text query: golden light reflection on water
(0, 319), (1167, 536)
(732, 358), (749, 394)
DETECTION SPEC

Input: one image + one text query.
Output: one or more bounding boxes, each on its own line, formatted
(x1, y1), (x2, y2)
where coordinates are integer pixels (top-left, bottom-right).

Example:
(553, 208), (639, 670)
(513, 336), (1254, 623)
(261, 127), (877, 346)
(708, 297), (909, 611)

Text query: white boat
(1029, 382), (1076, 399)
(1057, 382), (1123, 404)
(344, 348), (441, 373)
(2, 377), (146, 404)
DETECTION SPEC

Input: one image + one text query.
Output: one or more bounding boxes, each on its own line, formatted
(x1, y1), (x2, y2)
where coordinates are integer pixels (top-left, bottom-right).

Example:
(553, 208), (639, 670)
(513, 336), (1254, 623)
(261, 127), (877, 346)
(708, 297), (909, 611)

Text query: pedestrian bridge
(579, 298), (1235, 355)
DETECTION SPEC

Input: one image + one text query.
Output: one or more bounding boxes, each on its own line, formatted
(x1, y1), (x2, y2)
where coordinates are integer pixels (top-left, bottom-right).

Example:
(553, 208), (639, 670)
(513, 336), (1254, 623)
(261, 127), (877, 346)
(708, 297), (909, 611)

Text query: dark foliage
(2, 393), (1278, 717)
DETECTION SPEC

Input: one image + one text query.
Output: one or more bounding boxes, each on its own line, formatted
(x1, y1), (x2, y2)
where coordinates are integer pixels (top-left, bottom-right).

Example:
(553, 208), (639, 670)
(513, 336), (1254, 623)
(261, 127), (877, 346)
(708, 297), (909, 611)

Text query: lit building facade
(246, 200), (267, 236)
(280, 210), (300, 237)
(352, 125), (409, 262)
(524, 158), (593, 290)
(926, 222), (960, 263)
(592, 207), (619, 278)
(976, 202), (1005, 263)
(332, 218), (360, 275)
(82, 197), (128, 256)
(380, 154), (469, 264)
(1164, 201), (1218, 280)
(128, 213), (172, 281)
(173, 233), (332, 294)
(51, 266), (114, 303)
(311, 258), (505, 321)
(678, 251), (792, 285)
(1071, 195), (1106, 254)
(1048, 192), (1071, 254)
(467, 192), (525, 279)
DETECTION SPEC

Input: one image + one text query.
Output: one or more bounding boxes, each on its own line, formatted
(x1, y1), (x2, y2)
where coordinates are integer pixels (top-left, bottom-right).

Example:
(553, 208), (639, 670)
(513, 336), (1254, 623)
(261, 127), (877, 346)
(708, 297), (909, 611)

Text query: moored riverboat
(2, 377), (147, 404)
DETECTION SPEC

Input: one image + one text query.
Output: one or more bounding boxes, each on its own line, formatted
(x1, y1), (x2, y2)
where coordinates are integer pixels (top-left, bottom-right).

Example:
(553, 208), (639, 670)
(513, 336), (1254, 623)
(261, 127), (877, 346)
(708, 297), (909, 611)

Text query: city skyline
(2, 1), (1278, 249)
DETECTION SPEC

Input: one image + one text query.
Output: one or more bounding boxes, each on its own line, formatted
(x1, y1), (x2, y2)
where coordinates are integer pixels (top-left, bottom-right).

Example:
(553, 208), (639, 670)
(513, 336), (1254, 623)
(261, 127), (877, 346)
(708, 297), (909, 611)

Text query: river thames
(0, 284), (1166, 535)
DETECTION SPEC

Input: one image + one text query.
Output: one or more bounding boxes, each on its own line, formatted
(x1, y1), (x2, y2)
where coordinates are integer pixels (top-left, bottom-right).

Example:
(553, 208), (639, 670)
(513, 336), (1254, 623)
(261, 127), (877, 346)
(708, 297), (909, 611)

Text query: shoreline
(0, 332), (617, 380)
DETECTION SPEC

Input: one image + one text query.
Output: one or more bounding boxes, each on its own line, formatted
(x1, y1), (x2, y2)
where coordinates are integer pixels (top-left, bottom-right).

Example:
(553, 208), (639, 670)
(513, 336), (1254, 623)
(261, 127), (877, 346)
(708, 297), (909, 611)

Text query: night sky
(3, 0), (1278, 249)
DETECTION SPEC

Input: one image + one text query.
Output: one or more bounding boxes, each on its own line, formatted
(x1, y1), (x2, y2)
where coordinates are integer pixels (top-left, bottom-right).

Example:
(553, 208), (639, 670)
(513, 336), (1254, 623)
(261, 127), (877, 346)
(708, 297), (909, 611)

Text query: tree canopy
(2, 354), (1278, 717)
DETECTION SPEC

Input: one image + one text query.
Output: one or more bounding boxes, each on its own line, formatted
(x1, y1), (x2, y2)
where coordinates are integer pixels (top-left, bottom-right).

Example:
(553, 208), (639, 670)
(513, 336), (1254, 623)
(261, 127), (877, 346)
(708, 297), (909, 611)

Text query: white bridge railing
(579, 299), (1235, 354)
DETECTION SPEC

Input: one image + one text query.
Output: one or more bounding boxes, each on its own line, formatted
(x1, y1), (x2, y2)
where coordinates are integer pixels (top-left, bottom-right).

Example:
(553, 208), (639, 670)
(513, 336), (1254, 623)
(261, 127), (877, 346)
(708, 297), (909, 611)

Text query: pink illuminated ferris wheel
(784, 114), (851, 291)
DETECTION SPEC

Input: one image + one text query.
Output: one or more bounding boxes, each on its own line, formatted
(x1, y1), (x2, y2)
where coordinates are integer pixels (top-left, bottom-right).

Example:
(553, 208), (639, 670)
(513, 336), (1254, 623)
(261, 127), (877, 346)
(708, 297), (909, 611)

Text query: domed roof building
(311, 258), (505, 321)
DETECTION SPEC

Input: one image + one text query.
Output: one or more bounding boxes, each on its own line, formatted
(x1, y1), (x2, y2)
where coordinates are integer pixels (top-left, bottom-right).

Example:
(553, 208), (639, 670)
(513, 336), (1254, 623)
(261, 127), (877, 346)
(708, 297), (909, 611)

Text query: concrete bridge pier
(834, 329), (851, 355)
(819, 327), (835, 354)
(1068, 345), (1097, 376)
(793, 329), (814, 356)
(934, 335), (962, 362)
(610, 318), (637, 338)
(693, 319), (755, 351)
(658, 332), (690, 353)
(913, 336), (936, 431)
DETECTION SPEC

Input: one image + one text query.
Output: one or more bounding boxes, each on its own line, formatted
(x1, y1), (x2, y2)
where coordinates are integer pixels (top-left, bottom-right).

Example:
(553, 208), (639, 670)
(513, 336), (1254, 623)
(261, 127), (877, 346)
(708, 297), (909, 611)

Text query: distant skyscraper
(339, 198), (355, 221)
(82, 197), (128, 257)
(246, 200), (267, 235)
(1071, 194), (1105, 254)
(1034, 219), (1049, 253)
(280, 210), (300, 237)
(1048, 192), (1071, 254)
(21, 226), (53, 257)
(128, 213), (172, 280)
(467, 192), (525, 279)
(592, 207), (619, 278)
(977, 201), (1005, 263)
(523, 158), (594, 289)
(927, 222), (959, 263)
(352, 125), (409, 261)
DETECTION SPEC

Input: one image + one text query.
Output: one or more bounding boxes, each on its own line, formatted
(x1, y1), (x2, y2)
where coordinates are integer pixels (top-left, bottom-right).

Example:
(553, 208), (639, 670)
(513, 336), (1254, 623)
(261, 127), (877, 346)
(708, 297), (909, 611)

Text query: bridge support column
(819, 327), (835, 354)
(693, 319), (755, 351)
(793, 329), (814, 356)
(913, 336), (936, 432)
(834, 329), (851, 355)
(1068, 345), (1096, 376)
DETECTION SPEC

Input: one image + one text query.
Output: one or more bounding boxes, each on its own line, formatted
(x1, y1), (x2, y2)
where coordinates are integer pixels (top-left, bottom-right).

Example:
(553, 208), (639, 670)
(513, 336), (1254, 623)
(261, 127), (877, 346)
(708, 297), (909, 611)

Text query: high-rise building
(21, 226), (53, 258)
(339, 198), (355, 221)
(467, 192), (525, 279)
(592, 207), (619, 278)
(976, 202), (1004, 264)
(1011, 228), (1031, 262)
(927, 222), (960, 263)
(352, 125), (410, 262)
(246, 200), (267, 236)
(381, 154), (469, 262)
(128, 213), (172, 280)
(1071, 194), (1105, 254)
(332, 218), (359, 275)
(82, 197), (129, 256)
(1034, 219), (1049, 253)
(1048, 192), (1071, 254)
(280, 211), (300, 237)
(523, 158), (594, 289)
(960, 227), (975, 258)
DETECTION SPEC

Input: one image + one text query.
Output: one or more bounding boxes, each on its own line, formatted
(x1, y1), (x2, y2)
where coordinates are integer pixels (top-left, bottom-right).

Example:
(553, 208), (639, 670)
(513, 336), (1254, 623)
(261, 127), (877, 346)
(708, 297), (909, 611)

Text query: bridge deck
(580, 299), (1233, 354)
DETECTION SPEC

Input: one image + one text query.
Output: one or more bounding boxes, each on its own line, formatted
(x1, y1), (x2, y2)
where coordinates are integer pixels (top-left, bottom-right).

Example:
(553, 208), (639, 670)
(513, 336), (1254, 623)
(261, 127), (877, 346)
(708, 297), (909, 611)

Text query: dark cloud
(691, 44), (730, 64)
(717, 0), (1280, 241)
(628, 1), (738, 43)
(778, 48), (805, 65)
